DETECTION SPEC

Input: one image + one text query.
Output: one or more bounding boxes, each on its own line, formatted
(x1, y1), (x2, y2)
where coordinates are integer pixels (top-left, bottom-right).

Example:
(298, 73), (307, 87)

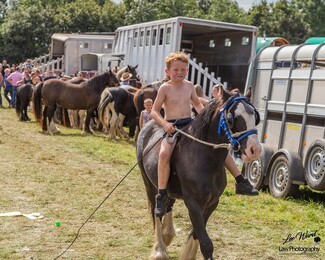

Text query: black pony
(136, 88), (262, 259)
(15, 84), (34, 121)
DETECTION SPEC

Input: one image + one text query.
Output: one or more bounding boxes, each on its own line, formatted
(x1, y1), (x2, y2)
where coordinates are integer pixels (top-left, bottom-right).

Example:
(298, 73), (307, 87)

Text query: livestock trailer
(50, 33), (115, 76)
(244, 43), (325, 197)
(112, 16), (258, 97)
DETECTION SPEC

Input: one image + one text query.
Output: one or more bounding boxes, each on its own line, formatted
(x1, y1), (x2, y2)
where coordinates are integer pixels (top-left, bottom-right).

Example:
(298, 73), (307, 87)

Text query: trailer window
(79, 42), (89, 49)
(159, 28), (164, 45)
(140, 31), (144, 47)
(242, 37), (250, 45)
(224, 38), (231, 47)
(209, 40), (215, 48)
(152, 29), (157, 46)
(145, 30), (150, 46)
(134, 31), (138, 47)
(166, 27), (171, 45)
(104, 43), (112, 49)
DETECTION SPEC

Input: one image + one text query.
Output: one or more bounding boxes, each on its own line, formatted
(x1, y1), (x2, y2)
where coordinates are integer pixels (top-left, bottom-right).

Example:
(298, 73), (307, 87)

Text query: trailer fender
(267, 149), (305, 185)
(243, 144), (274, 190)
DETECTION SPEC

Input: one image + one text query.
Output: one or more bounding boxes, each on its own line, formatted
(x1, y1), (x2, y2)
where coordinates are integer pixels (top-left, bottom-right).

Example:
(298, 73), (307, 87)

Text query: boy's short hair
(144, 98), (153, 104)
(165, 51), (188, 70)
(4, 68), (10, 73)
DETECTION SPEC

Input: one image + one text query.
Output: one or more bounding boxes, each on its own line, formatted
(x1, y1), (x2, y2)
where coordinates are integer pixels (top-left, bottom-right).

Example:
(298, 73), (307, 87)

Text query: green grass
(0, 93), (324, 259)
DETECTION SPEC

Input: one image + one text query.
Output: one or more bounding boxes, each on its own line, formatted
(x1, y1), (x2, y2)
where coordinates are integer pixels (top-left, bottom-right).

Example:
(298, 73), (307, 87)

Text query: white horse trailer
(244, 43), (325, 197)
(112, 17), (258, 96)
(50, 33), (115, 76)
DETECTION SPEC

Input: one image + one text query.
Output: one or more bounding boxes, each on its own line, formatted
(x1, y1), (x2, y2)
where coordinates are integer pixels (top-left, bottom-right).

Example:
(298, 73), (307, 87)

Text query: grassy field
(0, 98), (324, 259)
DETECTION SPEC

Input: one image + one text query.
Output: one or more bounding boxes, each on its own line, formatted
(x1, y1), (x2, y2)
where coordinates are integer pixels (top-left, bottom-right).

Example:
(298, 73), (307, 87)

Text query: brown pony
(32, 71), (119, 134)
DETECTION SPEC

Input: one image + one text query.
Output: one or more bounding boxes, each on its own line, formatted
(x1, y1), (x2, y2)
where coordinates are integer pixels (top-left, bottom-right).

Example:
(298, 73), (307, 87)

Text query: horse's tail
(15, 89), (22, 118)
(98, 90), (114, 129)
(32, 82), (44, 123)
(135, 90), (145, 115)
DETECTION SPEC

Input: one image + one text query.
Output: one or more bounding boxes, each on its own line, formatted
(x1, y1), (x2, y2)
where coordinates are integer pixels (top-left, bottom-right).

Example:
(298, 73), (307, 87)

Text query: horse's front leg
(183, 201), (214, 260)
(151, 216), (169, 260)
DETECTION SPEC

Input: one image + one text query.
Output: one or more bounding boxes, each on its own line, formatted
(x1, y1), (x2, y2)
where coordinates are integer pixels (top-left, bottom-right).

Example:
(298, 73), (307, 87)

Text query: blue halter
(217, 96), (258, 151)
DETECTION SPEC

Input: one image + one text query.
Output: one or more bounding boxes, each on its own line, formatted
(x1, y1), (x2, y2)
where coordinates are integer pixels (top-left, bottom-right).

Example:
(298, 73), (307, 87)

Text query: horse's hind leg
(118, 114), (129, 139)
(48, 104), (60, 134)
(180, 234), (199, 260)
(42, 106), (48, 131)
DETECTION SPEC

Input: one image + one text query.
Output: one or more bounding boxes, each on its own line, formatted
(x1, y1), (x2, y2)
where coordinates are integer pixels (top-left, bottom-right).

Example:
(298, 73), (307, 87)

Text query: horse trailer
(49, 33), (115, 76)
(244, 43), (325, 197)
(111, 16), (258, 97)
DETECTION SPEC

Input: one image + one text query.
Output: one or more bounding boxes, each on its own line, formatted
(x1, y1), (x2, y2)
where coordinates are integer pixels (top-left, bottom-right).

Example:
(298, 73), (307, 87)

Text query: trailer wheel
(268, 155), (299, 198)
(244, 144), (273, 190)
(304, 139), (325, 191)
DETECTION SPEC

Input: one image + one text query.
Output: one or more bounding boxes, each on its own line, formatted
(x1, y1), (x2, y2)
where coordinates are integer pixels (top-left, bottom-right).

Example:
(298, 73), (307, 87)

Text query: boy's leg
(155, 138), (175, 217)
(225, 153), (259, 195)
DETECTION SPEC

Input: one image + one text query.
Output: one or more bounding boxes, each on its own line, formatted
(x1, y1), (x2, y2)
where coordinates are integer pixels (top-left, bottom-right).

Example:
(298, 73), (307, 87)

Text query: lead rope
(174, 127), (231, 150)
(54, 136), (163, 259)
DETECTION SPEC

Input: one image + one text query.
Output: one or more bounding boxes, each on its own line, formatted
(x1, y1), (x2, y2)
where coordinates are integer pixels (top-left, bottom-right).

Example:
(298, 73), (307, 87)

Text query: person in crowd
(43, 70), (57, 81)
(120, 72), (132, 85)
(1, 59), (9, 77)
(139, 98), (153, 129)
(3, 68), (13, 107)
(6, 67), (23, 108)
(17, 68), (32, 86)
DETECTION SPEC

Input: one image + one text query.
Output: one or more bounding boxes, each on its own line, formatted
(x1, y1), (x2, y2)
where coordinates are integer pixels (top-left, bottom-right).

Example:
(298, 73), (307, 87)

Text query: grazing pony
(15, 83), (34, 121)
(32, 71), (119, 134)
(137, 88), (262, 259)
(98, 87), (137, 140)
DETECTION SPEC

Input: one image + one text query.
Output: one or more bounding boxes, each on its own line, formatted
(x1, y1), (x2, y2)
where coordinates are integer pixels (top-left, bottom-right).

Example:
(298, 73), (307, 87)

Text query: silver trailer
(49, 33), (115, 76)
(244, 43), (325, 197)
(112, 16), (258, 96)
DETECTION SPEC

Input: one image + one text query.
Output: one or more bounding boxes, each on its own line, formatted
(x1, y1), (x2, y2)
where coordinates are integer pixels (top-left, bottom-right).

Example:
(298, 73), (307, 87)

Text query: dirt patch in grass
(0, 106), (324, 259)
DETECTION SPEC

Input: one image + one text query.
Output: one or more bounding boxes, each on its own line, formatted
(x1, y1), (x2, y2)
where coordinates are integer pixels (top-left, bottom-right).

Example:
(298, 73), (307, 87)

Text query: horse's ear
(135, 64), (138, 69)
(244, 87), (253, 102)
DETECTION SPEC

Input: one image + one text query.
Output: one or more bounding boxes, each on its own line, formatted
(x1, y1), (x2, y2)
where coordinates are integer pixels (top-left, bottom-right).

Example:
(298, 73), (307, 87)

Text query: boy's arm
(151, 85), (175, 133)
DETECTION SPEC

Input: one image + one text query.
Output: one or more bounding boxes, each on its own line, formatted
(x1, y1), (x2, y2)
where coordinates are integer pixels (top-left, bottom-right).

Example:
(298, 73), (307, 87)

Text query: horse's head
(127, 64), (139, 80)
(106, 70), (120, 87)
(217, 88), (261, 162)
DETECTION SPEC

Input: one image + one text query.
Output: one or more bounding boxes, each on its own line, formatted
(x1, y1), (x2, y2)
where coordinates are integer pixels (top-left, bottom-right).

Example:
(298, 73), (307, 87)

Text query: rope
(175, 127), (231, 150)
(54, 136), (163, 259)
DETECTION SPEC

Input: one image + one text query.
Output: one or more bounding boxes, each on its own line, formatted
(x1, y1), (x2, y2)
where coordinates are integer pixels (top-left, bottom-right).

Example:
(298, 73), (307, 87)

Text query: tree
(206, 0), (250, 24)
(0, 3), (57, 63)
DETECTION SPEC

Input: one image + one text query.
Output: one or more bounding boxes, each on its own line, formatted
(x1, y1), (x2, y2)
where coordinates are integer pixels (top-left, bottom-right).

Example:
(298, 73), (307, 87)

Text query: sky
(112, 0), (278, 11)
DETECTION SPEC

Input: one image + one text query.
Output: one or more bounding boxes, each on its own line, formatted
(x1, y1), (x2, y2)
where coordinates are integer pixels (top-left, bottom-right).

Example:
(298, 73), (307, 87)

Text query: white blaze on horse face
(235, 103), (262, 162)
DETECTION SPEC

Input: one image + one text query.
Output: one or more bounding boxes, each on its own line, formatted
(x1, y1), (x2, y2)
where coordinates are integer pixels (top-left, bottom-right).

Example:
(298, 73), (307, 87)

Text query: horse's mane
(184, 90), (232, 140)
(82, 72), (111, 93)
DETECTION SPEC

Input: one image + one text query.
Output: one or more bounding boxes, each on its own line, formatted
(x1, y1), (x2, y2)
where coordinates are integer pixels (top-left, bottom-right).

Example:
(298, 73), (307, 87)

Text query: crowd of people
(0, 59), (61, 108)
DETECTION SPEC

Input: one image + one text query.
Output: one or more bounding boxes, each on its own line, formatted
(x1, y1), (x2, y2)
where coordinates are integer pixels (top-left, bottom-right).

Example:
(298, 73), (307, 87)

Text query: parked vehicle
(112, 16), (258, 96)
(243, 43), (325, 197)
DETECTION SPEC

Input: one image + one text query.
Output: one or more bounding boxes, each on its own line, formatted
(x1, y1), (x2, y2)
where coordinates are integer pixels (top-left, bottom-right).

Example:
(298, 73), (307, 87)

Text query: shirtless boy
(152, 52), (258, 218)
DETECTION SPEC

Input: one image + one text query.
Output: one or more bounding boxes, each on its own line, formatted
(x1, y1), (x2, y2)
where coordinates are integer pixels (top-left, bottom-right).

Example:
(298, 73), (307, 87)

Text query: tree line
(0, 0), (324, 63)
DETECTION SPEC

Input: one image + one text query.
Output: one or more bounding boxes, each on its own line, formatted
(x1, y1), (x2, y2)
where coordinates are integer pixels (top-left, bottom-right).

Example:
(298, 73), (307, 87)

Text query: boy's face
(144, 103), (152, 110)
(165, 60), (188, 83)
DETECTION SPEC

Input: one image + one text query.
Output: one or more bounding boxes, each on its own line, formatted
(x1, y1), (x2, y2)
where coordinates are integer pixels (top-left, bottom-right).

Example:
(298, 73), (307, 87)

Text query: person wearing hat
(120, 72), (132, 86)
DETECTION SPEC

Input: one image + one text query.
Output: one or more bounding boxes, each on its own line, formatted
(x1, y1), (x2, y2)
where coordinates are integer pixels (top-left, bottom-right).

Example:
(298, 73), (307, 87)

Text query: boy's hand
(163, 121), (175, 134)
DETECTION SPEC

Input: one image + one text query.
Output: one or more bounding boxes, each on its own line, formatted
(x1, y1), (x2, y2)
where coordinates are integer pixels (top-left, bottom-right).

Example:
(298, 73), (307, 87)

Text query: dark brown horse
(15, 84), (34, 121)
(137, 89), (262, 259)
(32, 71), (119, 134)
